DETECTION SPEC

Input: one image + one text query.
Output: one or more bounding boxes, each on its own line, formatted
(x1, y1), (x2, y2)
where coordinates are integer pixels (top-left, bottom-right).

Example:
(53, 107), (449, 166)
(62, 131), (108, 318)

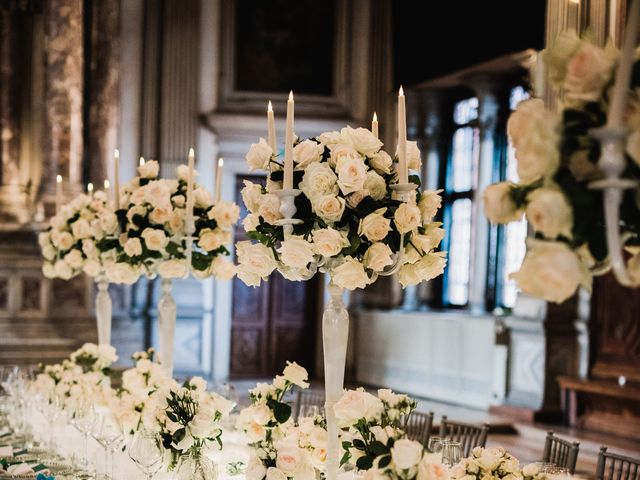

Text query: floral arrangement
(113, 160), (238, 281)
(483, 31), (640, 303)
(449, 447), (521, 480)
(236, 127), (446, 290)
(521, 463), (549, 480)
(39, 190), (121, 281)
(360, 439), (450, 480)
(156, 376), (235, 468)
(335, 388), (417, 472)
(237, 362), (326, 480)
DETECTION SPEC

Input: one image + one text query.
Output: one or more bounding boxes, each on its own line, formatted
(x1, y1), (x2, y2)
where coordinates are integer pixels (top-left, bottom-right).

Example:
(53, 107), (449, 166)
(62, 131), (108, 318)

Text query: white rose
(141, 228), (168, 251)
(194, 186), (213, 208)
(358, 209), (391, 242)
(243, 213), (260, 232)
(236, 241), (277, 278)
(317, 130), (342, 146)
(64, 249), (84, 269)
(312, 228), (348, 257)
(406, 141), (422, 170)
(329, 143), (360, 168)
(331, 257), (371, 290)
(208, 201), (240, 228)
(50, 214), (65, 230)
(394, 203), (422, 234)
(266, 467), (288, 480)
(99, 212), (119, 234)
(149, 204), (172, 225)
(71, 219), (93, 240)
(363, 243), (394, 272)
(333, 388), (383, 426)
(278, 236), (315, 269)
(336, 155), (367, 195)
(392, 438), (424, 470)
(82, 239), (98, 259)
(507, 99), (560, 183)
(483, 182), (523, 224)
(38, 231), (50, 248)
(398, 253), (447, 287)
(299, 162), (339, 200)
(418, 460), (450, 480)
(42, 244), (56, 261)
(51, 230), (74, 251)
(246, 138), (273, 171)
(258, 194), (282, 224)
(189, 410), (214, 439)
(241, 181), (263, 213)
(124, 237), (143, 257)
(246, 455), (268, 480)
(341, 126), (383, 157)
(138, 159), (159, 179)
(199, 228), (229, 251)
(369, 150), (393, 175)
(522, 464), (540, 477)
(526, 187), (573, 238)
(167, 209), (185, 235)
(364, 170), (387, 200)
(313, 195), (345, 223)
(175, 164), (199, 183)
(83, 260), (101, 277)
(510, 240), (590, 303)
(346, 190), (369, 209)
(564, 42), (616, 105)
(282, 361), (309, 388)
(294, 139), (324, 168)
(51, 259), (72, 280)
(130, 186), (147, 205)
(413, 227), (445, 253)
(477, 447), (506, 471)
(543, 30), (582, 85)
(173, 194), (186, 208)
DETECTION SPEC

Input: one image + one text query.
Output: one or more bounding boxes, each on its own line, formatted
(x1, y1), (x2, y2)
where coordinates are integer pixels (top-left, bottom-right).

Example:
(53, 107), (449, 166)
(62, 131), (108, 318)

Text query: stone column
(41, 0), (84, 214)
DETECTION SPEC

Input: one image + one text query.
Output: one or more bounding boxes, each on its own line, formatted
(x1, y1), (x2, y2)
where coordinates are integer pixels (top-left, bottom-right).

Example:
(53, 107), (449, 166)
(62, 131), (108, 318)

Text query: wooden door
(230, 175), (318, 378)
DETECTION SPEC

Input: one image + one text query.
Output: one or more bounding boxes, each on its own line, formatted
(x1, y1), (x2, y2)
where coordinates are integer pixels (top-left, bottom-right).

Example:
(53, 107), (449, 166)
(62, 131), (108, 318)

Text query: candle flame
(288, 91), (294, 101)
(104, 179), (110, 189)
(373, 112), (378, 122)
(56, 174), (62, 183)
(218, 157), (224, 167)
(114, 148), (120, 159)
(399, 86), (404, 96)
(139, 156), (145, 166)
(268, 100), (273, 112)
(188, 147), (195, 159)
(87, 183), (94, 193)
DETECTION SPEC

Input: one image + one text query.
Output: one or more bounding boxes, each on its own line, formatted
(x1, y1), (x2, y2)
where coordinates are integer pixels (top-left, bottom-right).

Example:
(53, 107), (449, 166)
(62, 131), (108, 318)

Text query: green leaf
(409, 174), (421, 188)
(267, 398), (291, 424)
(356, 455), (373, 470)
(191, 252), (210, 271)
(172, 427), (186, 443)
(340, 451), (351, 467)
(352, 438), (366, 450)
(378, 454), (391, 469)
(369, 440), (388, 456)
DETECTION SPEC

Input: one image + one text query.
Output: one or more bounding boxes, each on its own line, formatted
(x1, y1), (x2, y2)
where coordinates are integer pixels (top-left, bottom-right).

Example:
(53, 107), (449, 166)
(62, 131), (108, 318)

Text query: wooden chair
(403, 410), (434, 447)
(596, 447), (640, 480)
(542, 431), (580, 474)
(294, 389), (325, 420)
(438, 416), (489, 456)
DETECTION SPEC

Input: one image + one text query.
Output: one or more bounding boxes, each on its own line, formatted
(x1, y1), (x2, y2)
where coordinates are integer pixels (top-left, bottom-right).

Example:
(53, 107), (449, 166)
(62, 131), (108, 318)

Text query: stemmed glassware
(71, 401), (98, 479)
(128, 429), (164, 480)
(92, 415), (124, 480)
(428, 436), (445, 456)
(441, 440), (463, 466)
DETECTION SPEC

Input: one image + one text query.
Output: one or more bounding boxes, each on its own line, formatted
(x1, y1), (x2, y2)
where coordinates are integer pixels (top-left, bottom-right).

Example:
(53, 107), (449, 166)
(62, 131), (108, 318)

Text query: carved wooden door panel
(230, 175), (317, 377)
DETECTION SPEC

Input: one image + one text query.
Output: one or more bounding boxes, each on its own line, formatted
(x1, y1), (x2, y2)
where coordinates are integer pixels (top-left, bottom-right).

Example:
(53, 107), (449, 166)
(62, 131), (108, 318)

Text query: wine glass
(128, 429), (164, 480)
(299, 404), (322, 420)
(93, 415), (124, 480)
(442, 440), (463, 466)
(428, 436), (444, 454)
(71, 401), (97, 479)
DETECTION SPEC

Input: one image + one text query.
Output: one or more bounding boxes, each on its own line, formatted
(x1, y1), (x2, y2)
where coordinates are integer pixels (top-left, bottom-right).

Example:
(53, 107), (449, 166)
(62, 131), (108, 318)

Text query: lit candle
(113, 149), (120, 210)
(215, 157), (224, 203)
(267, 101), (277, 156)
(186, 147), (195, 228)
(139, 156), (145, 167)
(397, 86), (408, 184)
(56, 175), (62, 214)
(284, 91), (294, 190)
(607, 0), (640, 129)
(372, 112), (379, 139)
(87, 182), (94, 197)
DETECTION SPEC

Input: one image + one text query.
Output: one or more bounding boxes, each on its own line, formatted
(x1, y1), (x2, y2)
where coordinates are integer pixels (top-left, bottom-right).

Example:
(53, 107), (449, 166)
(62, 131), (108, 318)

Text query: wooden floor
(229, 379), (640, 478)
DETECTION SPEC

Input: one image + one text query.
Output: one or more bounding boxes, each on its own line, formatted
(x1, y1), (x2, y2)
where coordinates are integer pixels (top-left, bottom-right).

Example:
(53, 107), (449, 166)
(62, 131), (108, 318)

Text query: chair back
(294, 389), (325, 420)
(596, 447), (640, 480)
(403, 411), (434, 446)
(542, 431), (580, 474)
(438, 416), (489, 457)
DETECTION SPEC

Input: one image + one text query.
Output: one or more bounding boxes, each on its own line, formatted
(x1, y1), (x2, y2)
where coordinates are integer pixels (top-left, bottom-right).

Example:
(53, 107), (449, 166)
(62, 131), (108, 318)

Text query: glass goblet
(128, 429), (164, 480)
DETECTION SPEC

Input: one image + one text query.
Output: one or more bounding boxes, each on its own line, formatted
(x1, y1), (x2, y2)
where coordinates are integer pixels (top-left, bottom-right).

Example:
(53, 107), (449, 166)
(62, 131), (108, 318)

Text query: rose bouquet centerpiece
(237, 362), (325, 480)
(449, 447), (522, 480)
(155, 376), (235, 478)
(483, 31), (640, 303)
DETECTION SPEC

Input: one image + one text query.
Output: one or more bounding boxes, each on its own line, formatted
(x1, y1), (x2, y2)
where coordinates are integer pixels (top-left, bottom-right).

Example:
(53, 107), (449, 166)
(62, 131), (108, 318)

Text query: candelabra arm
(274, 189), (303, 236)
(184, 217), (196, 278)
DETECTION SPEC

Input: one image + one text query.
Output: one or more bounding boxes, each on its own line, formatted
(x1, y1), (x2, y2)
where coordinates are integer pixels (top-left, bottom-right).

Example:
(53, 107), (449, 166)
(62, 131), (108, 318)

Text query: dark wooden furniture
(596, 447), (640, 480)
(404, 411), (434, 447)
(439, 416), (489, 456)
(542, 431), (580, 474)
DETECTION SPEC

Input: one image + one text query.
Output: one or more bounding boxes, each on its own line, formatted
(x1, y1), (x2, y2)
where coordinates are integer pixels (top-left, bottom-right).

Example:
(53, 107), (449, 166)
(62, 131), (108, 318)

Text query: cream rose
(329, 143), (360, 168)
(418, 190), (443, 221)
(144, 180), (172, 206)
(394, 203), (422, 234)
(71, 219), (92, 240)
(406, 141), (422, 170)
(246, 455), (267, 480)
(278, 236), (315, 269)
(194, 186), (213, 208)
(483, 182), (523, 224)
(124, 237), (143, 257)
(241, 180), (263, 213)
(418, 459), (450, 480)
(294, 139), (324, 168)
(300, 162), (339, 200)
(266, 467), (288, 480)
(333, 388), (383, 426)
(369, 150), (393, 175)
(199, 228), (229, 251)
(392, 439), (424, 470)
(236, 241), (277, 279)
(210, 257), (236, 280)
(336, 155), (367, 195)
(313, 195), (345, 223)
(341, 126), (383, 157)
(175, 164), (198, 183)
(83, 260), (101, 277)
(398, 253), (447, 287)
(358, 209), (391, 242)
(317, 130), (342, 146)
(331, 257), (371, 290)
(138, 160), (159, 179)
(525, 187), (573, 238)
(64, 249), (84, 269)
(413, 227), (445, 253)
(208, 201), (240, 228)
(51, 231), (74, 251)
(243, 213), (260, 232)
(42, 245), (56, 261)
(312, 227), (349, 257)
(363, 243), (394, 272)
(346, 190), (369, 209)
(141, 228), (168, 251)
(564, 42), (616, 105)
(364, 170), (387, 200)
(158, 259), (188, 279)
(149, 204), (173, 225)
(246, 138), (273, 171)
(258, 194), (282, 224)
(168, 209), (184, 234)
(100, 212), (119, 234)
(282, 361), (310, 388)
(105, 262), (139, 284)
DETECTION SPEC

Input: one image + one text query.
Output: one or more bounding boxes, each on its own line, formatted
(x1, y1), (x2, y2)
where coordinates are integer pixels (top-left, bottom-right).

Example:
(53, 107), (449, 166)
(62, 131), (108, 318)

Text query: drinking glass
(442, 440), (463, 466)
(543, 466), (571, 480)
(299, 404), (322, 419)
(93, 415), (124, 480)
(71, 402), (97, 479)
(428, 436), (445, 454)
(128, 429), (164, 480)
